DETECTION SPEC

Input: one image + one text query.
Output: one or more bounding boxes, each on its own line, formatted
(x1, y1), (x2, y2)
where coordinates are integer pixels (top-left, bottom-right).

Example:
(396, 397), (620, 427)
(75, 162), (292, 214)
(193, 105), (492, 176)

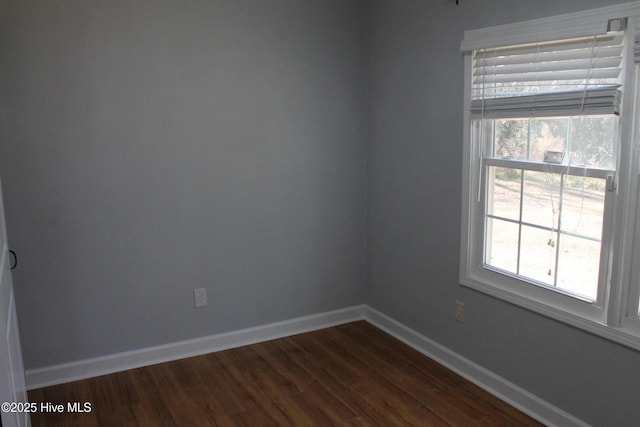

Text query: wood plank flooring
(28, 321), (543, 426)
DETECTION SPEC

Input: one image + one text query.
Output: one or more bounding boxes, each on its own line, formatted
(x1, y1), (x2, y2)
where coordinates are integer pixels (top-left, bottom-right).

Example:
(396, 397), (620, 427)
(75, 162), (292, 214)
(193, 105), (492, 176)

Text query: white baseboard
(26, 304), (587, 426)
(362, 306), (588, 427)
(25, 305), (367, 390)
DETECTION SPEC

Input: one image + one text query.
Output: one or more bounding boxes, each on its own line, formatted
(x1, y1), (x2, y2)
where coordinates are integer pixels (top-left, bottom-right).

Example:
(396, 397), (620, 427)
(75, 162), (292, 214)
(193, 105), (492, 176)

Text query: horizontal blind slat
(474, 47), (623, 68)
(473, 68), (622, 84)
(473, 58), (622, 77)
(479, 34), (624, 57)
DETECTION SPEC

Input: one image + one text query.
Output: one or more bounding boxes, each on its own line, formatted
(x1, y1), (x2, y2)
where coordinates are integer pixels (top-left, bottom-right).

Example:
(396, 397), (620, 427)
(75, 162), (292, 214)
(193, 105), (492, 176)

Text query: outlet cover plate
(194, 288), (207, 308)
(455, 300), (465, 323)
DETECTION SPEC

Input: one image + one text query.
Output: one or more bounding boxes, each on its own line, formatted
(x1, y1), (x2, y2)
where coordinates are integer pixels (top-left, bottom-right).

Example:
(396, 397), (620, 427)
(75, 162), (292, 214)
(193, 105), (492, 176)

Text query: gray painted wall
(367, 0), (640, 425)
(2, 0), (640, 425)
(0, 0), (368, 368)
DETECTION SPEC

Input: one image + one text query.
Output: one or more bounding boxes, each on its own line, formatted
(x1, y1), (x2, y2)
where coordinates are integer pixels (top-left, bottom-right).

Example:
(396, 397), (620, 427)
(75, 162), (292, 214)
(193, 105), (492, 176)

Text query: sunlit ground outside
(486, 169), (605, 300)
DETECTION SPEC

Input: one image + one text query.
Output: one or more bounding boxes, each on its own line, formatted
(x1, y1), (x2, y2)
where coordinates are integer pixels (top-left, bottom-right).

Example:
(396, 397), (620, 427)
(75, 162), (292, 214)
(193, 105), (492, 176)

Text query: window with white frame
(460, 3), (640, 349)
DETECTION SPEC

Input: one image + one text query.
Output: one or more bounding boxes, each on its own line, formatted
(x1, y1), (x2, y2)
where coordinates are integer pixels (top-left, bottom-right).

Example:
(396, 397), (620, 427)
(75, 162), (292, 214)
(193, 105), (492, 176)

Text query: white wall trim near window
(460, 1), (640, 351)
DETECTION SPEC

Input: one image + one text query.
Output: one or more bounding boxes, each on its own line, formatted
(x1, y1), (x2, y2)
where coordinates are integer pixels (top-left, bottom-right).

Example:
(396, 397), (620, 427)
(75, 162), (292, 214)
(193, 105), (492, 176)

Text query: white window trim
(618, 64), (640, 333)
(460, 2), (640, 351)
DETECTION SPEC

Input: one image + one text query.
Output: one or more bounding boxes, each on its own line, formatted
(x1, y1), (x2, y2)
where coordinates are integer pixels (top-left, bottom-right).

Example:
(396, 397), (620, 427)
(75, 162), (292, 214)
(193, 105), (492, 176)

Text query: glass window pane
(487, 167), (521, 221)
(561, 177), (605, 241)
(482, 116), (613, 302)
(491, 116), (617, 169)
(494, 119), (529, 160)
(519, 225), (556, 286)
(485, 218), (519, 274)
(556, 235), (600, 300)
(569, 115), (616, 170)
(522, 171), (561, 228)
(530, 118), (568, 163)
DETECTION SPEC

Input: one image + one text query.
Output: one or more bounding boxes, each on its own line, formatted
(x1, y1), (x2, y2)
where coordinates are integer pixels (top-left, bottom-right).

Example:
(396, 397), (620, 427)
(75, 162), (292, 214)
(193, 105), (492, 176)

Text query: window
(460, 3), (640, 349)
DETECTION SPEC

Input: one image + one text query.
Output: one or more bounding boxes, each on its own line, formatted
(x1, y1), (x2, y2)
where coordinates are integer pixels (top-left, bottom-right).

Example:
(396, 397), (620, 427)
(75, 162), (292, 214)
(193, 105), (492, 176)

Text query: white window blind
(470, 33), (624, 119)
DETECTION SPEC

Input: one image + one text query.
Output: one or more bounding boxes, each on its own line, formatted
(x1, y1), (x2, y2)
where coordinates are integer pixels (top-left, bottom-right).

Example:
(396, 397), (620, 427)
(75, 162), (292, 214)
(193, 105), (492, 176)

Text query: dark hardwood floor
(28, 321), (543, 426)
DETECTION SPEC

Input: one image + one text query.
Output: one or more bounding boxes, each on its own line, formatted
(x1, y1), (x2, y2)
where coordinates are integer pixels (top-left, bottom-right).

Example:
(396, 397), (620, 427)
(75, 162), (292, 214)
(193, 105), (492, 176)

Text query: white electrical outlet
(455, 300), (465, 323)
(194, 288), (207, 308)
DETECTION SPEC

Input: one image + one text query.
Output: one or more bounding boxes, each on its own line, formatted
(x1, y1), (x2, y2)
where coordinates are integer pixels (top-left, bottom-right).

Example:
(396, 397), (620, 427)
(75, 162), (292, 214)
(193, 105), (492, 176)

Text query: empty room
(1, 0), (639, 426)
